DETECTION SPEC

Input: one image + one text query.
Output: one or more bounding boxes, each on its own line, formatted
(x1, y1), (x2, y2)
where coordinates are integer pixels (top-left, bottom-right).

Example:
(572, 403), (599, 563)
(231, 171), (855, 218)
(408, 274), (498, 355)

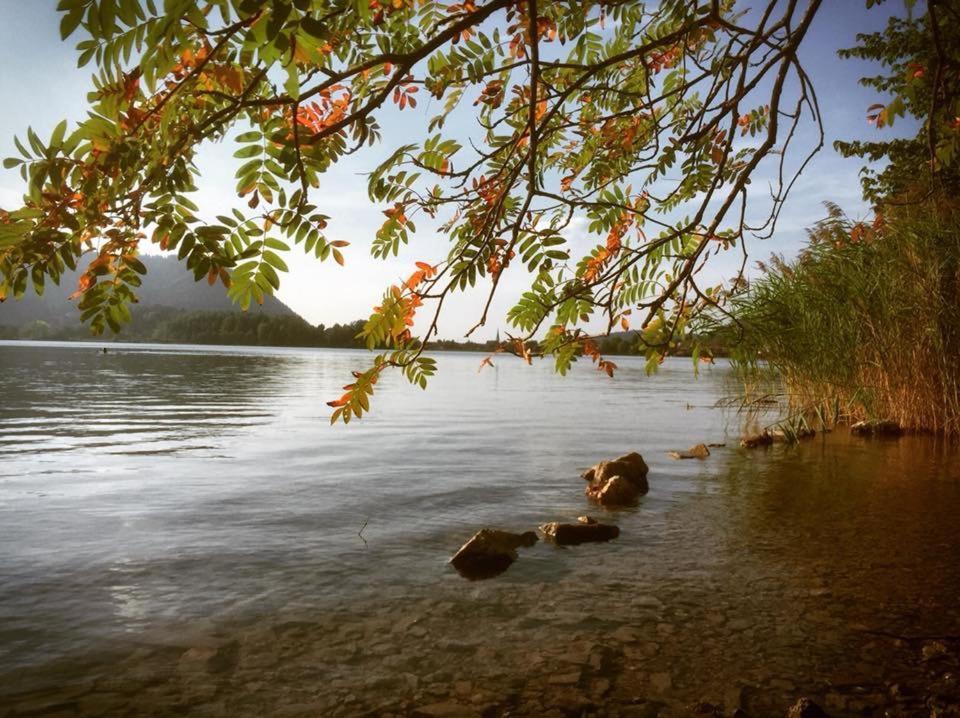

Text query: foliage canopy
(0, 0), (868, 421)
(835, 0), (960, 203)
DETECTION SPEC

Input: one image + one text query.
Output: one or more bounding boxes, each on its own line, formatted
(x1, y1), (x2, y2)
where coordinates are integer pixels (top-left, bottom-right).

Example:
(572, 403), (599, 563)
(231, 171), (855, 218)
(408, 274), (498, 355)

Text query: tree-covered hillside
(0, 254), (294, 328)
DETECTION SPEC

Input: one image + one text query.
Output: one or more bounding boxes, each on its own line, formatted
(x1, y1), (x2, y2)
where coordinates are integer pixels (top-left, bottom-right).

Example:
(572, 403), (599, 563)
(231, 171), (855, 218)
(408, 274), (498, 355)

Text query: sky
(0, 1), (915, 340)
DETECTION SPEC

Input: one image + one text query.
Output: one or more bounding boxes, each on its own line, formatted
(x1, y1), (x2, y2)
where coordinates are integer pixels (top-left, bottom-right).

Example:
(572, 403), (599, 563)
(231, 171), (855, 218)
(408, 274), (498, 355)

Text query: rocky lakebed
(4, 427), (960, 718)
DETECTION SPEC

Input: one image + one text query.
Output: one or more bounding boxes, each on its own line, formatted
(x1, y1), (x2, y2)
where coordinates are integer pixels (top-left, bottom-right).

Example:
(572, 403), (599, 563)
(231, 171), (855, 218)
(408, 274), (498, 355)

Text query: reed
(716, 200), (960, 435)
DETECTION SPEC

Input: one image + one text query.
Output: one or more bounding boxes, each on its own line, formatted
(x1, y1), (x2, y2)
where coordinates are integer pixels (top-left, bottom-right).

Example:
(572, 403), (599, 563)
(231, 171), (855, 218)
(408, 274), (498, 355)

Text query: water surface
(1, 341), (959, 717)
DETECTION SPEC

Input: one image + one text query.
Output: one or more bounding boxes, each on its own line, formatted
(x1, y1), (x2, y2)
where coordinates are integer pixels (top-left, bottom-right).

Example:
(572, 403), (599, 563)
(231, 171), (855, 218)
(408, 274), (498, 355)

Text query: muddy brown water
(1, 342), (959, 717)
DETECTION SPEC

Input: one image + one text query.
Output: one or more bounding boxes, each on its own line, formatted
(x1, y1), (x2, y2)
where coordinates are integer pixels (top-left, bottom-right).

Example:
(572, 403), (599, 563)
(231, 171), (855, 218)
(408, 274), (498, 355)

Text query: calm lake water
(1, 341), (960, 717)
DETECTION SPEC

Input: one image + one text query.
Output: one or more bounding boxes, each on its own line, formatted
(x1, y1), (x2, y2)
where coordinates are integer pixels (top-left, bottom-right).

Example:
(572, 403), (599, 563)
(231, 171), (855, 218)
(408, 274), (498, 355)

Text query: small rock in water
(771, 427), (816, 442)
(449, 529), (538, 580)
(412, 701), (475, 717)
(691, 701), (722, 716)
(581, 452), (649, 506)
(922, 640), (949, 661)
(668, 443), (711, 460)
(740, 431), (774, 449)
(539, 521), (619, 545)
(850, 420), (902, 437)
(786, 697), (830, 718)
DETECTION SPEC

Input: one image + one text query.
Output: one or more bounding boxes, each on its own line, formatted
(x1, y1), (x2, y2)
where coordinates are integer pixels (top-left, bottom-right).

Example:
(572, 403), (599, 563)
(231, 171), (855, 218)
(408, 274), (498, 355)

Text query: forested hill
(0, 254), (372, 347)
(0, 255), (720, 354)
(0, 254), (294, 327)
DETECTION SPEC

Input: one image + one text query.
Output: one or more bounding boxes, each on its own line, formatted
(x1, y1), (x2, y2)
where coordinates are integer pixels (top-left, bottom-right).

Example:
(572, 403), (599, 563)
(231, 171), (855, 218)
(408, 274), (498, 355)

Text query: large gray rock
(581, 452), (649, 505)
(539, 521), (620, 545)
(449, 529), (537, 580)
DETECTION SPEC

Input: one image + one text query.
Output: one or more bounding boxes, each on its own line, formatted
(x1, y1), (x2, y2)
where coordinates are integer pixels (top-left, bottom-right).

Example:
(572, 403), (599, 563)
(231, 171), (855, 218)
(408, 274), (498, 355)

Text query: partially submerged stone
(581, 451), (649, 506)
(740, 431), (774, 448)
(770, 427), (816, 443)
(922, 639), (949, 661)
(786, 697), (830, 718)
(669, 443), (711, 460)
(851, 420), (902, 437)
(539, 521), (620, 545)
(449, 528), (537, 580)
(597, 475), (640, 505)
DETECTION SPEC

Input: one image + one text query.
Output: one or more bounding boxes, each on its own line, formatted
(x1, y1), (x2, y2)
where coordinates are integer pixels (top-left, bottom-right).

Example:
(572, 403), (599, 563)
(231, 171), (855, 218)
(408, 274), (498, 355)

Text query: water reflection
(1, 342), (959, 716)
(0, 342), (300, 458)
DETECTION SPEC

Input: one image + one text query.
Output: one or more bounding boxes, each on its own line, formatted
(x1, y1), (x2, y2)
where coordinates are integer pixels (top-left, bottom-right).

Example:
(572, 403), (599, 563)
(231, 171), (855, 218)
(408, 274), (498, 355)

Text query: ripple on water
(1, 341), (959, 716)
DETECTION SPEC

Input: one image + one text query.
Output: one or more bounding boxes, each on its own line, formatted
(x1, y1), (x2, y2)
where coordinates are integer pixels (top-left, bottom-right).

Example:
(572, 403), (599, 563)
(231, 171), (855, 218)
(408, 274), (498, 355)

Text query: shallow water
(1, 341), (959, 717)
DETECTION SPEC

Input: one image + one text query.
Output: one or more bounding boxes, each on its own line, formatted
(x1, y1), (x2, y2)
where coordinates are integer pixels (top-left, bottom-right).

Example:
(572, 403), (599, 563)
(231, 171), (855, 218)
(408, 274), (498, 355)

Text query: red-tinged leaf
(333, 249), (344, 266)
(69, 273), (96, 300)
(331, 240), (350, 247)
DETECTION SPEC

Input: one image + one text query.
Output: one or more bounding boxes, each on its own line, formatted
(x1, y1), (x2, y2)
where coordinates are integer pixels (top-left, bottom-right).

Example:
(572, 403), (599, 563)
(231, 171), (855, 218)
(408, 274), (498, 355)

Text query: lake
(1, 341), (960, 717)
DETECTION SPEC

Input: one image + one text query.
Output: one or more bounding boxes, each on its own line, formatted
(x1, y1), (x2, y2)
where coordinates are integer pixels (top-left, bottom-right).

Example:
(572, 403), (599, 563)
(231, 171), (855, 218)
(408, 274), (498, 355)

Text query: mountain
(0, 254), (297, 329)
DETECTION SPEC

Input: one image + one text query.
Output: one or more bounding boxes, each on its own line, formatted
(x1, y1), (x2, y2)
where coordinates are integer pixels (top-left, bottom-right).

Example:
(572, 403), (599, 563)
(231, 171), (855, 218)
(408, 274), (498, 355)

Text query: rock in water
(740, 431), (774, 448)
(850, 420), (902, 437)
(539, 521), (620, 545)
(668, 443), (711, 460)
(786, 697), (830, 718)
(581, 452), (649, 506)
(597, 475), (640, 505)
(449, 529), (538, 580)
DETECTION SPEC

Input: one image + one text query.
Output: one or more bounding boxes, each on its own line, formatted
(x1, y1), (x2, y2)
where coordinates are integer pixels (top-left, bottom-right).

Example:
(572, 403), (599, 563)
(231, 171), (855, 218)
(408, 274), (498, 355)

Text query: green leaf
(60, 8), (84, 39)
(262, 250), (289, 272)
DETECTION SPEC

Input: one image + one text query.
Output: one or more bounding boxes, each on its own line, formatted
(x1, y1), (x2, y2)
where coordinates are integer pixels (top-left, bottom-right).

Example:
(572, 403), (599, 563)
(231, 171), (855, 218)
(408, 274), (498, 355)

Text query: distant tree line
(1, 308), (727, 357)
(0, 308), (368, 349)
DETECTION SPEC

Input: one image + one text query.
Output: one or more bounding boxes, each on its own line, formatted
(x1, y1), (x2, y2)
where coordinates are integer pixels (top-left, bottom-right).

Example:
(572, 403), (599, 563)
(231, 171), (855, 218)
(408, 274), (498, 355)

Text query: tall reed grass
(716, 200), (960, 435)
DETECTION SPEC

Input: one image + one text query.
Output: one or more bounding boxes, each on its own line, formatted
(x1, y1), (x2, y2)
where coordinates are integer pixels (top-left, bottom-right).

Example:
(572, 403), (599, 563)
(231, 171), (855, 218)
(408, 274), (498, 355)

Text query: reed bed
(716, 200), (960, 435)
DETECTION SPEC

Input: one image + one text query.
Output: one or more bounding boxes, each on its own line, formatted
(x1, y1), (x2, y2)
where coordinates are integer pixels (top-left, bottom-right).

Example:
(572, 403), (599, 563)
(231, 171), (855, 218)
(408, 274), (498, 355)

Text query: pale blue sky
(0, 1), (913, 339)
